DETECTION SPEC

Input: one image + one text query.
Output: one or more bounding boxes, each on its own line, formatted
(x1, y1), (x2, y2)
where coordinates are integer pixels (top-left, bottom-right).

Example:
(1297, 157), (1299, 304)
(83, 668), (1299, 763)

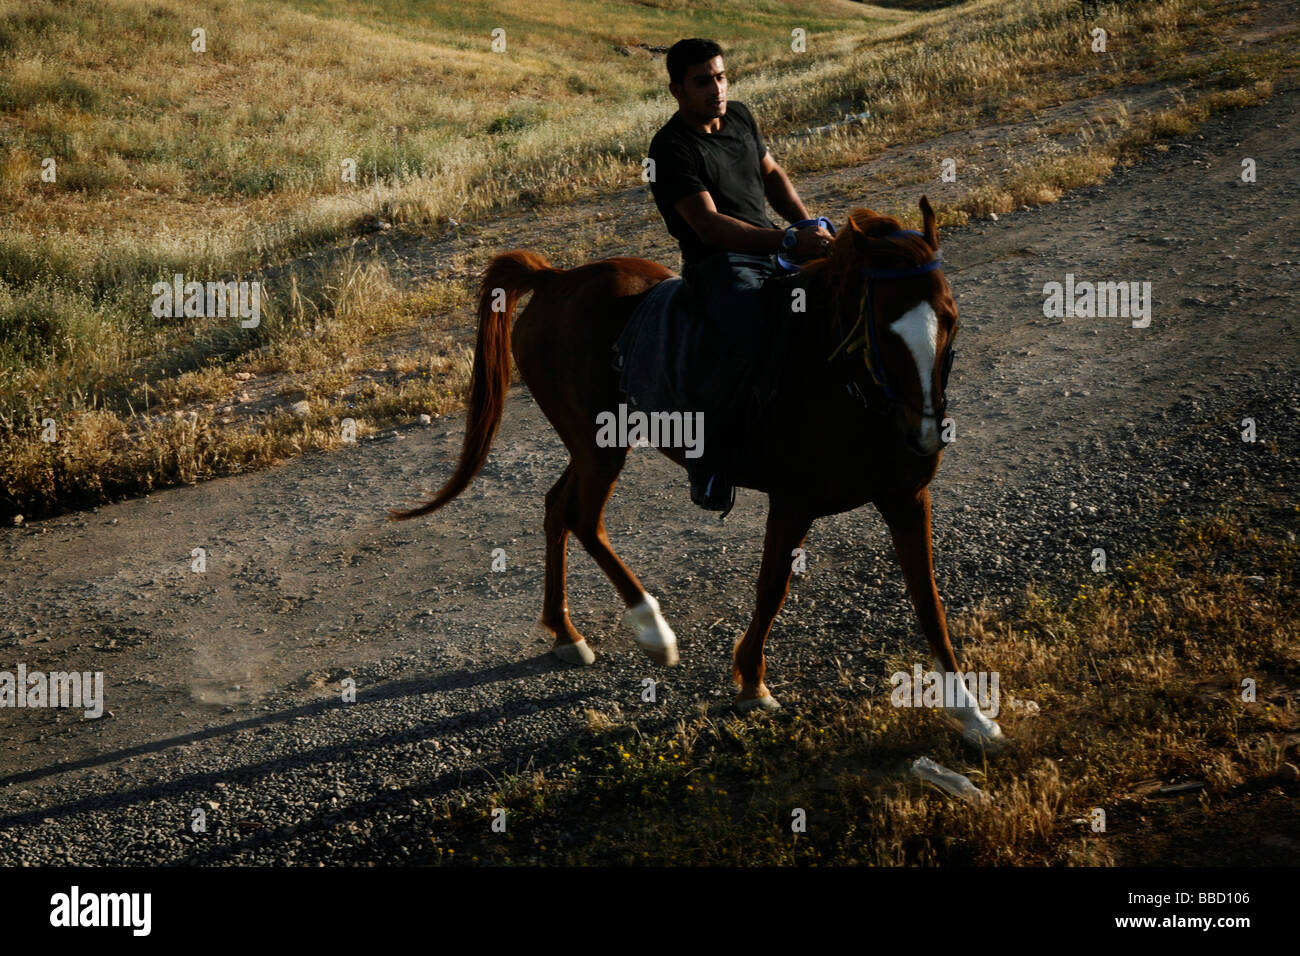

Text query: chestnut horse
(391, 196), (1003, 747)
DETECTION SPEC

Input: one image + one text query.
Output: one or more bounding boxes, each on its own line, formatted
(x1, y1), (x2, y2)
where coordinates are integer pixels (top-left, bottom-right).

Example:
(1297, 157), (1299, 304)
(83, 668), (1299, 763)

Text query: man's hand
(792, 223), (834, 259)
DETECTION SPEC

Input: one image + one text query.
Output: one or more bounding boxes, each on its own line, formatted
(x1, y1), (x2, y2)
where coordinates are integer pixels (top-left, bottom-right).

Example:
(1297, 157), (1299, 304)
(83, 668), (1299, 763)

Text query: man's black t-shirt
(648, 100), (774, 267)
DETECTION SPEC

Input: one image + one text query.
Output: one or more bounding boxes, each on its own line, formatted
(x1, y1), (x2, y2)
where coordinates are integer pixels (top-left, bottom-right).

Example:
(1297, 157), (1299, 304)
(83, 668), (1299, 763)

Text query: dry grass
(952, 81), (1276, 221)
(3, 0), (1273, 294)
(0, 247), (477, 518)
(0, 0), (887, 290)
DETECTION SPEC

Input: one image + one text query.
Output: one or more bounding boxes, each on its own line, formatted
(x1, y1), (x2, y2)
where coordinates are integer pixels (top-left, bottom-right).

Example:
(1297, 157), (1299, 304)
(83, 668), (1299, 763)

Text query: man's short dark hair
(666, 38), (724, 86)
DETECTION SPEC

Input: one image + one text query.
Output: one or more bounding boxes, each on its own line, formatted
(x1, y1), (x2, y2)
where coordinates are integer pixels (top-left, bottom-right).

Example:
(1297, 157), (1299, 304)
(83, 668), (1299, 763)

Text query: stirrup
(690, 472), (736, 518)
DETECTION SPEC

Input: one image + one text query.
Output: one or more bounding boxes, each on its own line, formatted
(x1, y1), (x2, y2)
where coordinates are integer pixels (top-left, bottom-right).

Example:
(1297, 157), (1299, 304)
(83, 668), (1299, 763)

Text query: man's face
(673, 56), (727, 122)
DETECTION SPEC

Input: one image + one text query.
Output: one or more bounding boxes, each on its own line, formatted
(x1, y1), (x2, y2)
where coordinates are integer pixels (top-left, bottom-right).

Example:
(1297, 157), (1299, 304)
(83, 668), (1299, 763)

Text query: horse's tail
(388, 249), (558, 520)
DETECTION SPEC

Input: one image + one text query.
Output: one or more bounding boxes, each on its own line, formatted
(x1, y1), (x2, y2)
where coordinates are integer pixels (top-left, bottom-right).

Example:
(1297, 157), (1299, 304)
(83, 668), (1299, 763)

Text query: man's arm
(759, 151), (810, 224)
(674, 189), (834, 258)
(673, 191), (784, 255)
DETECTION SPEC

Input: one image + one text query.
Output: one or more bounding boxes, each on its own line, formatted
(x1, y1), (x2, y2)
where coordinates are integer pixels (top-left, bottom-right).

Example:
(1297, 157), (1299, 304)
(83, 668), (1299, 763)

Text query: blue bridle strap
(865, 258), (944, 280)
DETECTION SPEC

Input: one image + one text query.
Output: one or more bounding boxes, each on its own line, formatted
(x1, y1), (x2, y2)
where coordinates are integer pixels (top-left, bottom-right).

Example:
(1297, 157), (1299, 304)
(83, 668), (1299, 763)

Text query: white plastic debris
(910, 757), (991, 805)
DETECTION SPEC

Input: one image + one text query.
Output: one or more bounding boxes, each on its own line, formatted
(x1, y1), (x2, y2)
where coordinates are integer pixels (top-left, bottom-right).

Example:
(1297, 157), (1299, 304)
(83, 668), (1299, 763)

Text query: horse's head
(829, 196), (958, 457)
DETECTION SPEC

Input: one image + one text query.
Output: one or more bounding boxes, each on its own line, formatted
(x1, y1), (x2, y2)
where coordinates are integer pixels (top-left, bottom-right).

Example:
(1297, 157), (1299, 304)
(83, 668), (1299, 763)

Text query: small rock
(418, 414), (432, 425)
(290, 401), (311, 418)
(12, 515), (22, 526)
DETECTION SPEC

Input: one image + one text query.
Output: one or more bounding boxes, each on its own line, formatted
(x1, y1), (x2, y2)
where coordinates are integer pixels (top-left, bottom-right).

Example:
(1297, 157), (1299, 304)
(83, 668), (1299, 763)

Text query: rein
(825, 228), (956, 421)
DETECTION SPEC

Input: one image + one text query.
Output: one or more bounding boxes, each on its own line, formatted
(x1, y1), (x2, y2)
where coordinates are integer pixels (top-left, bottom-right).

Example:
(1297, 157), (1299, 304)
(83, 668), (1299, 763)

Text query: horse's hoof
(553, 639), (596, 666)
(735, 690), (781, 712)
(640, 643), (679, 667)
(958, 717), (1007, 753)
(624, 593), (680, 667)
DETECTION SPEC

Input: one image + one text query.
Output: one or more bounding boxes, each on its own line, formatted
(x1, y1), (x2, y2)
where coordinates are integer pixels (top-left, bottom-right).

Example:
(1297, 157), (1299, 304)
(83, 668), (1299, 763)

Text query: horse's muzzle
(898, 414), (943, 457)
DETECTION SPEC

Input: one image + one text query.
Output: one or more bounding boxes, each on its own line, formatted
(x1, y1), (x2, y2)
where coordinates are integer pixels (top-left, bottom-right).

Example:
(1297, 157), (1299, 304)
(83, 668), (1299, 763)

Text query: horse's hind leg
(539, 463), (597, 665)
(557, 445), (679, 667)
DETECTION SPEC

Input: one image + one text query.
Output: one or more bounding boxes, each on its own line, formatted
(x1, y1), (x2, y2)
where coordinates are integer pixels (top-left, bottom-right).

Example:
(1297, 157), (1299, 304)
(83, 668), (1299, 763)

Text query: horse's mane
(804, 208), (933, 288)
(793, 208), (936, 332)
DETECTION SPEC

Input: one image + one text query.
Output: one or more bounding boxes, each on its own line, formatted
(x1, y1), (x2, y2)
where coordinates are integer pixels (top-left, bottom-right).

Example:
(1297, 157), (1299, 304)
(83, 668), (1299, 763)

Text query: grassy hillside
(0, 0), (1290, 518)
(0, 0), (888, 291)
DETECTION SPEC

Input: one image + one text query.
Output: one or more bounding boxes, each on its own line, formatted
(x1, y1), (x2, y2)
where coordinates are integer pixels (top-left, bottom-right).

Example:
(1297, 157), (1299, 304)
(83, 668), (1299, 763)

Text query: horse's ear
(845, 212), (870, 252)
(920, 195), (939, 250)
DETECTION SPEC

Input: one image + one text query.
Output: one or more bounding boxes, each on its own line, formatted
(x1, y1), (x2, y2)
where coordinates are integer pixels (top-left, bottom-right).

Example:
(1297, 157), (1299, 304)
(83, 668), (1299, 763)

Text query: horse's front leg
(876, 487), (1005, 748)
(733, 502), (814, 711)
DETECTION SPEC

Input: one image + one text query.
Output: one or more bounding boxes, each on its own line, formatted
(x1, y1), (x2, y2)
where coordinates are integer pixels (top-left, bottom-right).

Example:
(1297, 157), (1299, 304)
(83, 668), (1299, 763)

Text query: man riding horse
(392, 48), (1002, 746)
(648, 38), (835, 511)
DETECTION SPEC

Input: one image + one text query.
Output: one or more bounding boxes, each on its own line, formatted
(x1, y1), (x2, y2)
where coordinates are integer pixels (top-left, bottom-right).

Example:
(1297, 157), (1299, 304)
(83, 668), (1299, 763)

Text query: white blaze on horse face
(889, 301), (939, 434)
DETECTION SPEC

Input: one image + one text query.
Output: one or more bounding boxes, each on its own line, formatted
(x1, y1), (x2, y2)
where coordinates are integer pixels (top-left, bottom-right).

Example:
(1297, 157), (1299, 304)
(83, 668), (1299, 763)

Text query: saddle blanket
(609, 273), (801, 476)
(611, 277), (698, 414)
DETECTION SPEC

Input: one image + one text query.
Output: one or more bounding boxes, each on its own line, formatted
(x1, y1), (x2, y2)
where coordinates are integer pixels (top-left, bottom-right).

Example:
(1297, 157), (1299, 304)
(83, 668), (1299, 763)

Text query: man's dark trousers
(678, 250), (777, 500)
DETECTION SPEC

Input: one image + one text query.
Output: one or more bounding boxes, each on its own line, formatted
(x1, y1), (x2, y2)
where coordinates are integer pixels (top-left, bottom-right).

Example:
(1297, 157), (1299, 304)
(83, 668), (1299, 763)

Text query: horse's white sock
(932, 658), (1003, 740)
(625, 592), (677, 652)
